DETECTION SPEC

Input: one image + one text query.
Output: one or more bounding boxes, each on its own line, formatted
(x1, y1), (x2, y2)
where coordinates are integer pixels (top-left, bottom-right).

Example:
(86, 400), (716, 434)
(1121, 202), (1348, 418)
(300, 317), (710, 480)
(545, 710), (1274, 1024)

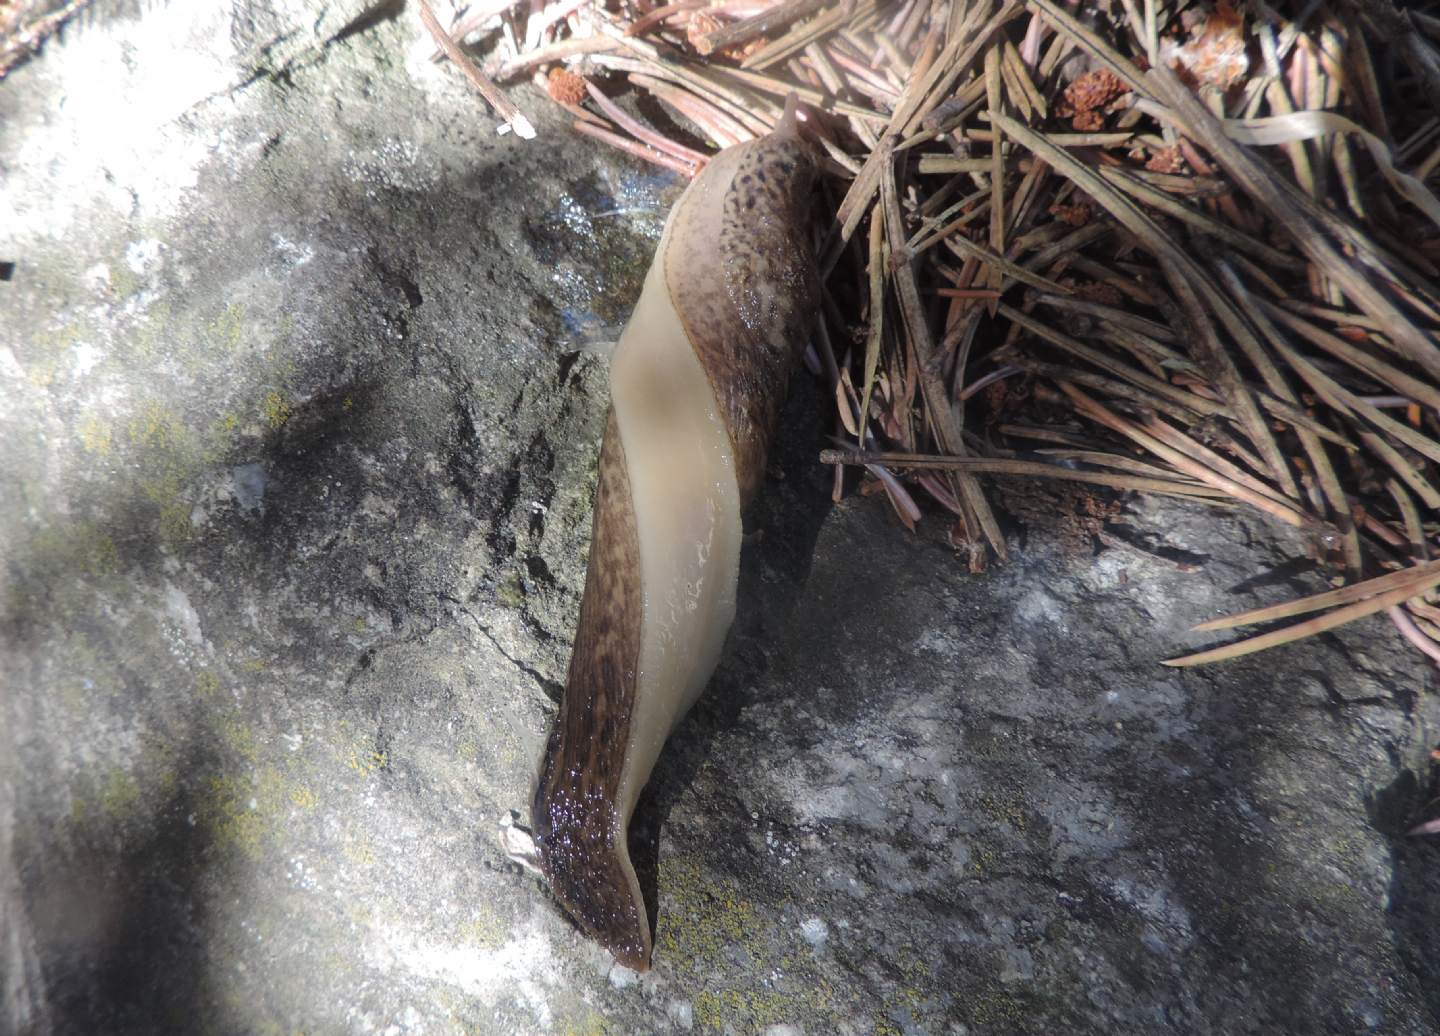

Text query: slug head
(668, 97), (823, 504)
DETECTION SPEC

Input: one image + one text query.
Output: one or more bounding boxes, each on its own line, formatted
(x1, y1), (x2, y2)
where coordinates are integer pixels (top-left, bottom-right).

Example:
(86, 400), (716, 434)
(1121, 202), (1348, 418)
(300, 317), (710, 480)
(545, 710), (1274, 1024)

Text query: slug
(530, 99), (819, 970)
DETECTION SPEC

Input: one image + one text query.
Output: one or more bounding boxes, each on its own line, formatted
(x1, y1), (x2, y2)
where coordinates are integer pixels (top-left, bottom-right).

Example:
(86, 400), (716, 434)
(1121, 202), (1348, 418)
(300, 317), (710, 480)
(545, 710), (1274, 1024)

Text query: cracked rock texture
(2, 2), (1439, 1034)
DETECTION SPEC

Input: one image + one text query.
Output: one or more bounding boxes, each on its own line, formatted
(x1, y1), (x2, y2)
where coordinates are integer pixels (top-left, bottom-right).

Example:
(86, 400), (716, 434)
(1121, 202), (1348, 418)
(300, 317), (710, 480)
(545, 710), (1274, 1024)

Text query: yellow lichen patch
(201, 411), (241, 464)
(496, 569), (526, 610)
(655, 854), (759, 966)
(876, 945), (937, 1031)
(289, 784), (317, 809)
(218, 718), (260, 763)
(196, 764), (312, 860)
(341, 835), (377, 868)
(976, 789), (1030, 831)
(24, 521), (120, 584)
(693, 989), (798, 1031)
(158, 501), (194, 547)
(26, 321), (81, 386)
(45, 629), (119, 713)
(972, 844), (999, 876)
(204, 302), (246, 352)
(255, 767), (298, 815)
(198, 774), (268, 857)
(125, 301), (171, 359)
(261, 390), (293, 430)
(347, 747), (389, 779)
(655, 854), (848, 1031)
(94, 768), (141, 818)
(129, 400), (188, 453)
(124, 401), (203, 547)
(78, 415), (113, 456)
(559, 1011), (614, 1036)
(107, 261), (143, 300)
(460, 913), (507, 950)
(194, 669), (221, 699)
(254, 1021), (314, 1036)
(964, 988), (1030, 1029)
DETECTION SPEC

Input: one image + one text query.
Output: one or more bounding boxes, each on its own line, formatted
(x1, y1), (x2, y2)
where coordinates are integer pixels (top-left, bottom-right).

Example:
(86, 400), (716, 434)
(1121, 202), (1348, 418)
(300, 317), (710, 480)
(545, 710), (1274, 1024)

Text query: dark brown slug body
(531, 107), (819, 970)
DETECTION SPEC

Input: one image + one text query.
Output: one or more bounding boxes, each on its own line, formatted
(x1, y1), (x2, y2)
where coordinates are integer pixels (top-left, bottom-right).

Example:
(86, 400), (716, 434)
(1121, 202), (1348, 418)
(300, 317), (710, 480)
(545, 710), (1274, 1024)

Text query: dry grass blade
(694, 0), (825, 55)
(0, 0), (92, 78)
(1166, 567), (1440, 667)
(818, 450), (1231, 499)
(1060, 382), (1312, 527)
(1023, 0), (1148, 94)
(857, 210), (887, 444)
(1159, 256), (1298, 499)
(881, 153), (1008, 559)
(1095, 165), (1306, 273)
(941, 234), (1071, 294)
(583, 79), (709, 166)
(1259, 301), (1440, 413)
(417, 0), (535, 139)
(572, 120), (698, 176)
(1145, 67), (1440, 382)
(491, 0), (1440, 665)
(998, 303), (1225, 416)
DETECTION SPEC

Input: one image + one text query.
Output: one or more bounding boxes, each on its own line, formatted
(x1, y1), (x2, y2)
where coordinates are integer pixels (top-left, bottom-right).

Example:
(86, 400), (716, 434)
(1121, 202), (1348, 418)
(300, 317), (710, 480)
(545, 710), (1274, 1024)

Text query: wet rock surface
(2, 3), (1438, 1034)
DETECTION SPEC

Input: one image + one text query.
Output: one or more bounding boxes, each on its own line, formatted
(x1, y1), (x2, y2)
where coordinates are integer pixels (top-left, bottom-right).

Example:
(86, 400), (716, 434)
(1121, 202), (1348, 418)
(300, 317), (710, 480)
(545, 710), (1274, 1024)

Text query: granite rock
(2, 3), (1438, 1034)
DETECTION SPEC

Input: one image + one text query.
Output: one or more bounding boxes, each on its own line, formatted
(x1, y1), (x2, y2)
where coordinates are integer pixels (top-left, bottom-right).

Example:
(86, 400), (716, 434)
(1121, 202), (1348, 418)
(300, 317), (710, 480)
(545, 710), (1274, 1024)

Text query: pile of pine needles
(419, 0), (1440, 668)
(0, 0), (91, 78)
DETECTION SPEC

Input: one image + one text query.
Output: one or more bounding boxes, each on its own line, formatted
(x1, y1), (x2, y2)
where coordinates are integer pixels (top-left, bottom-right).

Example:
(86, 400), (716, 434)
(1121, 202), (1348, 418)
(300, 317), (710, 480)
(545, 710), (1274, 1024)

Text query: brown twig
(417, 0), (536, 138)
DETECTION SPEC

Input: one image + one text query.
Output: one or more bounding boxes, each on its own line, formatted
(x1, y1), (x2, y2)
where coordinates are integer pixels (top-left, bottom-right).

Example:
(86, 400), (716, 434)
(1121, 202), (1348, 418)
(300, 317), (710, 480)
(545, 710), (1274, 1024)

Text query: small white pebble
(609, 963), (639, 989)
(799, 917), (829, 948)
(667, 1000), (694, 1030)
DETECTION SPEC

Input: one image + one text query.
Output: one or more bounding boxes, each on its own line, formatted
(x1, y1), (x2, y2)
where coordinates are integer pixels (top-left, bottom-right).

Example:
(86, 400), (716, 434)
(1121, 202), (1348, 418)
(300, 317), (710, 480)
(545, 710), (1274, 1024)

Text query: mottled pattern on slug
(666, 131), (818, 506)
(531, 410), (648, 968)
(531, 110), (821, 972)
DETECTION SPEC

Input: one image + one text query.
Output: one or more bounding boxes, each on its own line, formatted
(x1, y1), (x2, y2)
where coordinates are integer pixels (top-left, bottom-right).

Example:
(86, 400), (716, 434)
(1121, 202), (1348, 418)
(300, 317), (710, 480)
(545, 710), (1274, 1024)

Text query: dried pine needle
(470, 0), (1440, 667)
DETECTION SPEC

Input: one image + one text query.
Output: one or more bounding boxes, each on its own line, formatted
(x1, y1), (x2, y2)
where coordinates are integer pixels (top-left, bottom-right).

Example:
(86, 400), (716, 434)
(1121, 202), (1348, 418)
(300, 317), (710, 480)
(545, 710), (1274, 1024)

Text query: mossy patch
(347, 746), (390, 779)
(558, 1012), (615, 1036)
(497, 568), (526, 609)
(125, 401), (204, 548)
(194, 669), (222, 699)
(205, 302), (247, 354)
(25, 320), (82, 386)
(656, 854), (850, 1031)
(196, 764), (313, 861)
(197, 773), (269, 857)
(24, 519), (120, 581)
(261, 390), (294, 430)
(78, 414), (114, 456)
(9, 521), (122, 618)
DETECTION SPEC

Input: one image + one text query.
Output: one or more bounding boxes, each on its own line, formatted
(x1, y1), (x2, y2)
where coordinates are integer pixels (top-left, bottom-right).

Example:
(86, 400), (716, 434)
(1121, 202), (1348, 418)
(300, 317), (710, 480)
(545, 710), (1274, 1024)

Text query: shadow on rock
(1373, 768), (1440, 1026)
(17, 762), (217, 1035)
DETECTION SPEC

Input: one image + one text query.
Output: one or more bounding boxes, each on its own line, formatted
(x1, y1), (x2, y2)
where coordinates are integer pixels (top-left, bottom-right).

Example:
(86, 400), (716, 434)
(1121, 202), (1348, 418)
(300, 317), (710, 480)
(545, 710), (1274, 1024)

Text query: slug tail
(531, 410), (653, 970)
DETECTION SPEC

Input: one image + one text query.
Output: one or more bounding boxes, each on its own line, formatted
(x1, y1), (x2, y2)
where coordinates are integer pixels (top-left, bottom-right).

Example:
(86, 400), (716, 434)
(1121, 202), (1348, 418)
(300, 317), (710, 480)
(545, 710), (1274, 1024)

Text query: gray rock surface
(2, 3), (1438, 1034)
